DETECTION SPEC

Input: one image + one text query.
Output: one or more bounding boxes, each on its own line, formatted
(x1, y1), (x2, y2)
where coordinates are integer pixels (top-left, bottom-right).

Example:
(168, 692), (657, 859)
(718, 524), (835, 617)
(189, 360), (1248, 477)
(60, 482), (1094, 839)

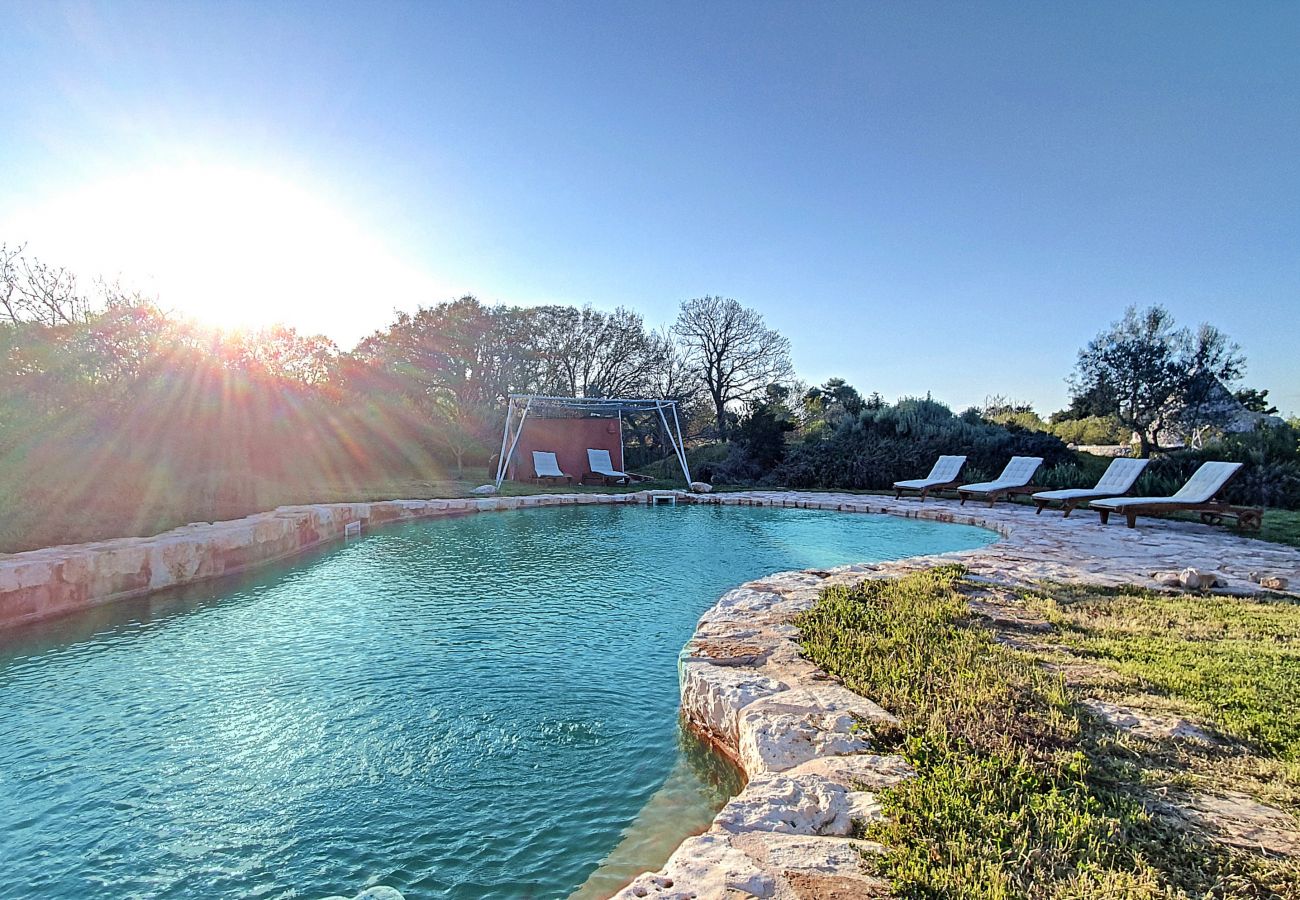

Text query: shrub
(1049, 414), (1129, 446)
(766, 398), (1074, 491)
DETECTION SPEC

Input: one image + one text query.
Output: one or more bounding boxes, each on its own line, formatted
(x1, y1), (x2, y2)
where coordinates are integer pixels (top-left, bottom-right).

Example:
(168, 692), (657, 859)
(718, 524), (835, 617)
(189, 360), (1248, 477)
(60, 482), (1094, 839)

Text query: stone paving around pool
(610, 491), (1299, 899)
(2, 488), (1298, 899)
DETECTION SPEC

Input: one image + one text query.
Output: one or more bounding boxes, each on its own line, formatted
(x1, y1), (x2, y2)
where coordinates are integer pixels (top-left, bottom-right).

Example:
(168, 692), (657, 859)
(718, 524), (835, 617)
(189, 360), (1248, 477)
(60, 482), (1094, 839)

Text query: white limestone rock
(471, 484), (497, 495)
(689, 481), (714, 493)
(698, 587), (816, 627)
(1081, 699), (1220, 745)
(1179, 567), (1219, 589)
(788, 752), (916, 791)
(612, 831), (775, 899)
(736, 686), (895, 775)
(845, 790), (885, 825)
(714, 772), (856, 836)
(680, 661), (788, 747)
(729, 831), (882, 874)
(744, 570), (828, 596)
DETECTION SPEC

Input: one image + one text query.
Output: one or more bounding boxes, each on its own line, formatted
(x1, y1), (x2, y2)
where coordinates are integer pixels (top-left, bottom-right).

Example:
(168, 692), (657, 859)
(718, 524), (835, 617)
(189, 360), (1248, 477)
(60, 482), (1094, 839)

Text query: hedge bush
(764, 398), (1074, 491)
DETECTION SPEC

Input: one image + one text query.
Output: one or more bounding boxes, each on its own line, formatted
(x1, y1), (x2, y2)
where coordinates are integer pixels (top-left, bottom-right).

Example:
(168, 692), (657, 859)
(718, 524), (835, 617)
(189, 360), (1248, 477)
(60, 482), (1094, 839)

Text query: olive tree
(1068, 305), (1245, 457)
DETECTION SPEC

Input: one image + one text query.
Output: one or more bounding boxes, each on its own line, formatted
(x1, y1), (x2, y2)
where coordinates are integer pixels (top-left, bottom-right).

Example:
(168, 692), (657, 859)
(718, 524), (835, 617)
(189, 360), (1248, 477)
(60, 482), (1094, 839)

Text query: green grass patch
(1258, 508), (1300, 550)
(1026, 584), (1300, 762)
(796, 568), (1299, 898)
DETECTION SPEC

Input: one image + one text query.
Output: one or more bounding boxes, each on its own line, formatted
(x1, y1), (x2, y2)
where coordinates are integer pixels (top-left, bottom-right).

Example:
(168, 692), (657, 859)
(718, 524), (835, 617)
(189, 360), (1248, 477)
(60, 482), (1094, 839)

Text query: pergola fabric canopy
(493, 394), (692, 488)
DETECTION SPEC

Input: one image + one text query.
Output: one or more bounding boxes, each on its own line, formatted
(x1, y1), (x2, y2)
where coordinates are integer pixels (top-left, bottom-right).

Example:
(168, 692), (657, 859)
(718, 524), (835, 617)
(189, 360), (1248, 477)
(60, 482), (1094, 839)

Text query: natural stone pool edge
(0, 493), (652, 631)
(608, 490), (1300, 898)
(0, 489), (1028, 632)
(3, 485), (1294, 633)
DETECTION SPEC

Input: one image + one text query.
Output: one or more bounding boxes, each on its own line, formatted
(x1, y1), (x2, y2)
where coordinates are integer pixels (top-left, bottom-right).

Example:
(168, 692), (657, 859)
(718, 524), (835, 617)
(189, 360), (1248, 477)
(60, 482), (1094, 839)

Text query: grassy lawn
(796, 567), (1300, 898)
(1258, 508), (1300, 549)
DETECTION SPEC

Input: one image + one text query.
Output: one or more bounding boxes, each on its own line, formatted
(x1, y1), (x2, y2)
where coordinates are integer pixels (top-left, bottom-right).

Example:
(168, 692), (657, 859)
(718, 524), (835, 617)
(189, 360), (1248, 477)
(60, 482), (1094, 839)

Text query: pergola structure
(493, 395), (692, 488)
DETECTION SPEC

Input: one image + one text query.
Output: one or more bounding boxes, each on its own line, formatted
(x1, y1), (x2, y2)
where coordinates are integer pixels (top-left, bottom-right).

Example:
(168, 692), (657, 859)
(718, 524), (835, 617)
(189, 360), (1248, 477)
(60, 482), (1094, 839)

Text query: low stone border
(6, 488), (1294, 633)
(610, 491), (1299, 898)
(0, 493), (646, 630)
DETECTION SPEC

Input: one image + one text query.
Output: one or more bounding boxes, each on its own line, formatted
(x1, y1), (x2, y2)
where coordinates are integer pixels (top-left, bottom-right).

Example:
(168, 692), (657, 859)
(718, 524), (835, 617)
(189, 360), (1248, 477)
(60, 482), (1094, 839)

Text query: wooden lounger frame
(958, 484), (1040, 507)
(894, 479), (963, 502)
(534, 473), (573, 485)
(1034, 487), (1138, 518)
(1097, 499), (1263, 531)
(581, 471), (632, 486)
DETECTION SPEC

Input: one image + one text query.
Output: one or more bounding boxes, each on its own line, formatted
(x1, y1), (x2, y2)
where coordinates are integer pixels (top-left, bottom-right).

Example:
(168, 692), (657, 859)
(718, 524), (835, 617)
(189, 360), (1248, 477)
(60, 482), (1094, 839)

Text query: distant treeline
(3, 242), (1296, 552)
(710, 385), (1299, 511)
(1, 243), (801, 549)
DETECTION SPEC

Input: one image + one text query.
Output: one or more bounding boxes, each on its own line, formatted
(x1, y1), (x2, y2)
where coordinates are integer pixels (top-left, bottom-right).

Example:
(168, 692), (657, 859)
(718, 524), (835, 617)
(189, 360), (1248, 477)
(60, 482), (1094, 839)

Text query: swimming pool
(0, 503), (994, 899)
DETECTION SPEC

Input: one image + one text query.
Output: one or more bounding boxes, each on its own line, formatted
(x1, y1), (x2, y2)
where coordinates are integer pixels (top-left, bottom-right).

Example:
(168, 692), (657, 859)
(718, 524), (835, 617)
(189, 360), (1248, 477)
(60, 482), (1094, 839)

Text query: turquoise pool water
(0, 504), (994, 899)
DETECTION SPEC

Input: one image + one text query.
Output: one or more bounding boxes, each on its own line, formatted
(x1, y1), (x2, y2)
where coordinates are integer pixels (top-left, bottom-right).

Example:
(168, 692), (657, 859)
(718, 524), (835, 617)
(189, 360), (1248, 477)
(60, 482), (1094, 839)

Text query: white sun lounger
(893, 455), (967, 501)
(1031, 457), (1149, 517)
(531, 451), (572, 484)
(1091, 461), (1259, 529)
(958, 456), (1044, 507)
(586, 448), (631, 485)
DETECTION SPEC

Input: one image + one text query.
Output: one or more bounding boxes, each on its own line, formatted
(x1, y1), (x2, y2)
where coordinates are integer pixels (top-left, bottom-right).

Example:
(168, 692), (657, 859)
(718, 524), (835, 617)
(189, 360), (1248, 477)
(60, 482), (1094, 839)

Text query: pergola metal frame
(493, 394), (692, 488)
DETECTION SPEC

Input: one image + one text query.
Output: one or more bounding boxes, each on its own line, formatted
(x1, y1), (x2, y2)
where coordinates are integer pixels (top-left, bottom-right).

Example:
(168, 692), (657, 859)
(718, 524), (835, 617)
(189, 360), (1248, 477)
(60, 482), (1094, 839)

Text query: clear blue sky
(3, 1), (1298, 414)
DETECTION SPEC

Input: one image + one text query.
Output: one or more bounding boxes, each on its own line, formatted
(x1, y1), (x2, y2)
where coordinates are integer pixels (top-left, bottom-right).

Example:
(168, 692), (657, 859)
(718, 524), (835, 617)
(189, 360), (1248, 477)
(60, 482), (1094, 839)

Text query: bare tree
(2, 244), (92, 325)
(673, 296), (793, 440)
(0, 243), (92, 326)
(644, 327), (701, 405)
(0, 243), (19, 324)
(527, 305), (664, 398)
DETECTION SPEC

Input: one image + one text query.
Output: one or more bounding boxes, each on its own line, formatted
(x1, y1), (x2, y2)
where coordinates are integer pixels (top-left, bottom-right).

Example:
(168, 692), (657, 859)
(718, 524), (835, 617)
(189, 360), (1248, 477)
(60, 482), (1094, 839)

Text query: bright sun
(4, 163), (440, 343)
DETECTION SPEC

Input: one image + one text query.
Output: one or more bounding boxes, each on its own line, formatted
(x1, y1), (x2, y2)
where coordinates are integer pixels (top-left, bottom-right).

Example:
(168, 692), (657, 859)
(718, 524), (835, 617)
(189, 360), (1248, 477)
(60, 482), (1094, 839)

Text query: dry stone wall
(0, 493), (639, 630)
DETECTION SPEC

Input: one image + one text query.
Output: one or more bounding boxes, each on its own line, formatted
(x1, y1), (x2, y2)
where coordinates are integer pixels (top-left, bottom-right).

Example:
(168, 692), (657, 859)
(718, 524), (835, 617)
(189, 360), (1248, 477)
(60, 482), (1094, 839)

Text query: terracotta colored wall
(511, 417), (624, 481)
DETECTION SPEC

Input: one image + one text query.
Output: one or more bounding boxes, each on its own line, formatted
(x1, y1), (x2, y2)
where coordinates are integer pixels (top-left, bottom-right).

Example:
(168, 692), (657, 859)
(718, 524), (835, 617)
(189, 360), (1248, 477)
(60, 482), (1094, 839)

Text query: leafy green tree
(1048, 415), (1128, 446)
(1234, 387), (1278, 415)
(735, 384), (797, 469)
(351, 296), (529, 473)
(979, 396), (1048, 433)
(1068, 306), (1244, 457)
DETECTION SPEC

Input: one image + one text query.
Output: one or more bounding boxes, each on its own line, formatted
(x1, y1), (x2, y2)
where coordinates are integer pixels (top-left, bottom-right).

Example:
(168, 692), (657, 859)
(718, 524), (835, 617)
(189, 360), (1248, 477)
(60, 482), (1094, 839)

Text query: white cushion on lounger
(532, 451), (566, 478)
(1032, 457), (1149, 502)
(960, 456), (1043, 492)
(587, 448), (629, 478)
(894, 455), (966, 489)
